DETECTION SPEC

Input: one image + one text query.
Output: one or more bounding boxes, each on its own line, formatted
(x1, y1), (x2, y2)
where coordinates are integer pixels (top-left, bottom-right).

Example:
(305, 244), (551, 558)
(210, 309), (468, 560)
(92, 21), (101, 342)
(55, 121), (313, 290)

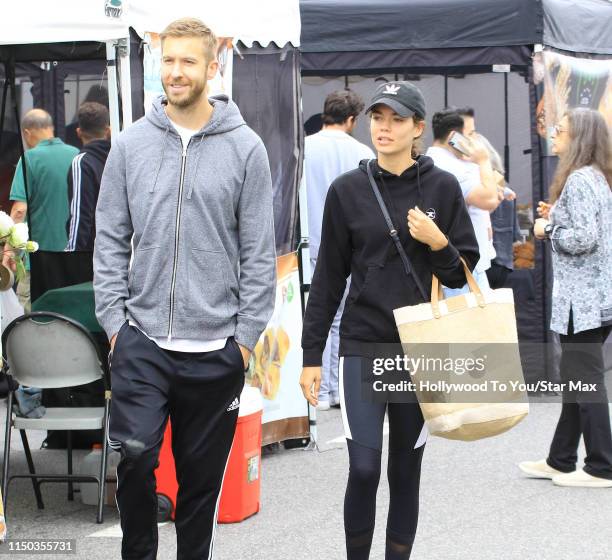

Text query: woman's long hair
(549, 108), (612, 203)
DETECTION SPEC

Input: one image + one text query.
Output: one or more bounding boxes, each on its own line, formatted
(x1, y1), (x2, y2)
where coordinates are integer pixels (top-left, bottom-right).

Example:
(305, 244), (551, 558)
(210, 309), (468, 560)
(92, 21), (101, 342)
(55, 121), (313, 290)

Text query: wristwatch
(544, 223), (554, 238)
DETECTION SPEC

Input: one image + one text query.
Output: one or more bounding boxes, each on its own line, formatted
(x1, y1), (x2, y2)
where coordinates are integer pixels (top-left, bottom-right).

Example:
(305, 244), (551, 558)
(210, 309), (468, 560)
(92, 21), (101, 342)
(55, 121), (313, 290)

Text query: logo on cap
(383, 84), (400, 96)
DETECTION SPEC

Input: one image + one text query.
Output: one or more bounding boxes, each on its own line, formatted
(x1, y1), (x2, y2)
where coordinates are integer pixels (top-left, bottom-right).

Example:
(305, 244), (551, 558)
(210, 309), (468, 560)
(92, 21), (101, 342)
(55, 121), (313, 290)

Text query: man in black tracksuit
(66, 101), (111, 252)
(64, 101), (111, 284)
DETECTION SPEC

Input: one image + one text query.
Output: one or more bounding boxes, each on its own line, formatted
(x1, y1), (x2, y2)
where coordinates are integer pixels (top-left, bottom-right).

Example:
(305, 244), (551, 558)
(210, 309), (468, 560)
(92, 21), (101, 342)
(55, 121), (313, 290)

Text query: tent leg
(105, 40), (121, 142)
(117, 37), (132, 129)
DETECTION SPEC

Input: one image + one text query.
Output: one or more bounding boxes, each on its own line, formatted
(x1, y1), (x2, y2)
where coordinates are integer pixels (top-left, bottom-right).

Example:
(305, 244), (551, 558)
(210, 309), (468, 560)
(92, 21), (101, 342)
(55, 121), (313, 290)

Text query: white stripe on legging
(338, 357), (352, 440)
(413, 422), (428, 449)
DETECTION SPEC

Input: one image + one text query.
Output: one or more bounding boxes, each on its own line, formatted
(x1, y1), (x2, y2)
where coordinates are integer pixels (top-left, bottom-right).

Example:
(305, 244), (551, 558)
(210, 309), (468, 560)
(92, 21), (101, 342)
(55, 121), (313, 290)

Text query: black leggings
(340, 356), (426, 559)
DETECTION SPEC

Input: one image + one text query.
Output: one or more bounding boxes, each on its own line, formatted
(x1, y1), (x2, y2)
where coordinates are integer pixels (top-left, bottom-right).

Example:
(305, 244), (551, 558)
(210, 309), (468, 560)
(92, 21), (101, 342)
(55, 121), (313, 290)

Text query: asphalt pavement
(0, 399), (610, 560)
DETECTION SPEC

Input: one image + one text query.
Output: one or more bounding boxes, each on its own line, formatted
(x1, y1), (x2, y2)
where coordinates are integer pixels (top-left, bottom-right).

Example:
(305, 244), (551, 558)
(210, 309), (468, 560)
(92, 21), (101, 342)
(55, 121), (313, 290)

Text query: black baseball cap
(365, 81), (426, 119)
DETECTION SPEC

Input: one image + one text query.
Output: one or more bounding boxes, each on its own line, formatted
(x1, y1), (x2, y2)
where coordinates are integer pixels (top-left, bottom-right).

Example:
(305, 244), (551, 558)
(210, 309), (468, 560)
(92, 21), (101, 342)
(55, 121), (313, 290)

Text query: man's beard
(163, 78), (206, 108)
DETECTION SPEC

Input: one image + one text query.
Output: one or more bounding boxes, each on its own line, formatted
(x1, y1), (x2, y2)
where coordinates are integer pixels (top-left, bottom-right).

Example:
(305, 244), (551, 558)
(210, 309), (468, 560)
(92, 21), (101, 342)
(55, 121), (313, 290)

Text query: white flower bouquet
(0, 211), (39, 283)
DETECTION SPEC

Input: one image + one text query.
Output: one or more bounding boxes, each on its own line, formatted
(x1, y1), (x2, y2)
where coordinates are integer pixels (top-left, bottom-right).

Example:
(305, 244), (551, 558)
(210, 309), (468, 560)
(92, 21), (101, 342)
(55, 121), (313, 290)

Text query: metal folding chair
(1, 312), (111, 523)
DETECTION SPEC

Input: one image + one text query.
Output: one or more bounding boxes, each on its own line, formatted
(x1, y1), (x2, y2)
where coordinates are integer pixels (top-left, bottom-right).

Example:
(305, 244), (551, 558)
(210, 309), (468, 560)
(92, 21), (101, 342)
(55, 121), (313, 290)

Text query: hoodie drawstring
(415, 160), (423, 208)
(186, 134), (206, 200)
(149, 128), (170, 193)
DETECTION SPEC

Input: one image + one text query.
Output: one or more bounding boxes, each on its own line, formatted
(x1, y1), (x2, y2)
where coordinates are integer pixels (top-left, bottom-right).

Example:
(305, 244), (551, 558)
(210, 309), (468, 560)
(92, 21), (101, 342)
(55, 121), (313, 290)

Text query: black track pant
(108, 323), (245, 560)
(340, 356), (427, 560)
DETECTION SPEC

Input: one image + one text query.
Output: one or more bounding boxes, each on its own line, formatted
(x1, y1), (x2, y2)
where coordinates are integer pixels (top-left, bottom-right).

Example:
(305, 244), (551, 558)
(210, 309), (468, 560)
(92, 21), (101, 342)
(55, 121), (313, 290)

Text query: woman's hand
(534, 218), (550, 240)
(537, 201), (551, 219)
(299, 366), (321, 406)
(408, 207), (448, 251)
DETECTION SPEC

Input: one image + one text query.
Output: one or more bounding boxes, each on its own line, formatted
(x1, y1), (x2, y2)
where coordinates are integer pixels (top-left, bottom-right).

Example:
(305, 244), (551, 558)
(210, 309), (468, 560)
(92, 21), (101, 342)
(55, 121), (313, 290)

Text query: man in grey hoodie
(93, 18), (275, 560)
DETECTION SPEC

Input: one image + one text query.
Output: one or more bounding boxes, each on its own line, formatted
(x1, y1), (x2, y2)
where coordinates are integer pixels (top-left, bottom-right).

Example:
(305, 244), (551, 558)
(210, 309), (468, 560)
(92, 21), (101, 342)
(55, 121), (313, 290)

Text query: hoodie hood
(357, 154), (434, 179)
(146, 94), (246, 136)
(358, 154), (435, 208)
(145, 94), (247, 196)
(81, 138), (111, 163)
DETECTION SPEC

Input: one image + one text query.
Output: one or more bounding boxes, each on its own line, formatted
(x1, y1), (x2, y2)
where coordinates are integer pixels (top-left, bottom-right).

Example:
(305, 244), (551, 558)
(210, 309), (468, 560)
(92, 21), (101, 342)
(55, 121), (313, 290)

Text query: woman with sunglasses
(520, 108), (612, 487)
(300, 82), (479, 559)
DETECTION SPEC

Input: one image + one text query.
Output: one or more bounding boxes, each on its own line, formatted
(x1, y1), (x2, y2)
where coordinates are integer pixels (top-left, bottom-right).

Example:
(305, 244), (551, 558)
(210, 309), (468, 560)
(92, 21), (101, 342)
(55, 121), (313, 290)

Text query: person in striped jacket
(65, 102), (111, 255)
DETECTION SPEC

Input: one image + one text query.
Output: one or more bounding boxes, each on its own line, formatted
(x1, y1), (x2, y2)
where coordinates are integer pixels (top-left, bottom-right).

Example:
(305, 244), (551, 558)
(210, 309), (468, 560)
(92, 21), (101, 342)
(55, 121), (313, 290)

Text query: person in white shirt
(426, 108), (501, 293)
(305, 90), (374, 410)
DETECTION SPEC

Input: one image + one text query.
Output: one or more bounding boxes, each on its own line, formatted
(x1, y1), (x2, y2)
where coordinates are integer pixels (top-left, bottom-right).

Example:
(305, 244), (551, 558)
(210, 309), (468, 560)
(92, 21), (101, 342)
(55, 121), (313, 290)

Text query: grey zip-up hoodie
(93, 95), (276, 351)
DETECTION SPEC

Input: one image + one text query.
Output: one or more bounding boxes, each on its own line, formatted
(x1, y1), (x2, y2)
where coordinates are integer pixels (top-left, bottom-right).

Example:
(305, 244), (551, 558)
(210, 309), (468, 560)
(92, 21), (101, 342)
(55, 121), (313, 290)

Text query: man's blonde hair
(160, 18), (217, 62)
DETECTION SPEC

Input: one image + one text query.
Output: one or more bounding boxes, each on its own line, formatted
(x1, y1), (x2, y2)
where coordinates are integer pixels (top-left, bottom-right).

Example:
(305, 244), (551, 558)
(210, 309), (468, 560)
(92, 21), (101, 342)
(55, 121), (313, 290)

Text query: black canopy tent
(299, 0), (612, 383)
(0, 34), (143, 300)
(0, 32), (144, 140)
(301, 0), (612, 72)
(232, 42), (303, 256)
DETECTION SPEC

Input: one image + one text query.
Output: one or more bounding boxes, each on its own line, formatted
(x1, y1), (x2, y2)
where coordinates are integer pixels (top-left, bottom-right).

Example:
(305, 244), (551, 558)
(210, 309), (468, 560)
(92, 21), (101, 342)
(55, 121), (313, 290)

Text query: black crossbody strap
(366, 160), (428, 302)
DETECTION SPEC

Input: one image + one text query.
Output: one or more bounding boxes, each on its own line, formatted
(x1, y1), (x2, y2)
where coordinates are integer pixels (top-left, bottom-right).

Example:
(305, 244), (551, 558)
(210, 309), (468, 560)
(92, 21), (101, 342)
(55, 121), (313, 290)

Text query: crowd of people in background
(1, 87), (110, 312)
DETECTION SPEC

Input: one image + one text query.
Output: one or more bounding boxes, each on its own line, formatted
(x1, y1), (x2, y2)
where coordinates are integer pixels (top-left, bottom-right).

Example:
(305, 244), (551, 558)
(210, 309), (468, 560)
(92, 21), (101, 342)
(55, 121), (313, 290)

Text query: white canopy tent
(129, 0), (301, 48)
(0, 1), (130, 45)
(0, 0), (300, 47)
(0, 0), (300, 138)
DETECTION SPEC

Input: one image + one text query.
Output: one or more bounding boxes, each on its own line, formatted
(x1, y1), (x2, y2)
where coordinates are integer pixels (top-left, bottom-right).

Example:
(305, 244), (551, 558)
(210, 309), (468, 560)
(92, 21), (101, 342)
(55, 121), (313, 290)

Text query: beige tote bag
(393, 260), (529, 441)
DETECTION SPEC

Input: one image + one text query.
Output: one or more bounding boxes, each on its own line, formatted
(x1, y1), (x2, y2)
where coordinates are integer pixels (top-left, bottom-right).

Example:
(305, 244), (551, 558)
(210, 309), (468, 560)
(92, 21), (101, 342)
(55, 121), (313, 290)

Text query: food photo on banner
(246, 253), (308, 445)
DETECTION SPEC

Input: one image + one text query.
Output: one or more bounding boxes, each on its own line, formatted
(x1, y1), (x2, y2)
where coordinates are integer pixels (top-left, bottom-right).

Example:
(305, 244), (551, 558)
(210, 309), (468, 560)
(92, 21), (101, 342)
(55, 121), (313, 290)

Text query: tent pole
(444, 74), (448, 107)
(105, 41), (121, 141)
(117, 37), (133, 129)
(6, 56), (31, 226)
(297, 162), (318, 446)
(504, 72), (509, 182)
(0, 62), (9, 154)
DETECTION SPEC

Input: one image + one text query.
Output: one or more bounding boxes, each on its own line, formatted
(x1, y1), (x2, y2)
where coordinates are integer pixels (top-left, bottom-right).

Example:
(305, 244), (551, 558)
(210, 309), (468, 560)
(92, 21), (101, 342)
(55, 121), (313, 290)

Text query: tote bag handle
(431, 258), (485, 318)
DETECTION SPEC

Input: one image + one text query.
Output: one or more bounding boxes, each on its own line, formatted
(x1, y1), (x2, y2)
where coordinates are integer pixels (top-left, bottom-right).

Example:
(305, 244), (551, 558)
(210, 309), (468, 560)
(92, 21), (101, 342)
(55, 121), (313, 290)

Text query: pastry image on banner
(246, 253), (308, 444)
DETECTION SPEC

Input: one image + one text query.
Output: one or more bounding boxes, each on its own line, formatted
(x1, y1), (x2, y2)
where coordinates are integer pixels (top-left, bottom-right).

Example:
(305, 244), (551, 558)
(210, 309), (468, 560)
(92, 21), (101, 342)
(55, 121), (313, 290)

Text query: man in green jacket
(5, 109), (78, 307)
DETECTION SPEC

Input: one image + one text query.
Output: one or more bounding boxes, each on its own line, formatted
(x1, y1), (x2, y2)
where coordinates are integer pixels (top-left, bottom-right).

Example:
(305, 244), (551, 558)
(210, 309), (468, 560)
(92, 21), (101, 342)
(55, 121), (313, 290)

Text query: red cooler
(218, 386), (263, 523)
(155, 386), (263, 524)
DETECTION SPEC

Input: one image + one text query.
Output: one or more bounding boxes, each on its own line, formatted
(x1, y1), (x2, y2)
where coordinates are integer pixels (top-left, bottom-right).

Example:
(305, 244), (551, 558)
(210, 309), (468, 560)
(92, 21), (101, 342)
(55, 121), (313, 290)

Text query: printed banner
(521, 51), (612, 272)
(143, 33), (233, 111)
(534, 51), (612, 155)
(246, 253), (309, 445)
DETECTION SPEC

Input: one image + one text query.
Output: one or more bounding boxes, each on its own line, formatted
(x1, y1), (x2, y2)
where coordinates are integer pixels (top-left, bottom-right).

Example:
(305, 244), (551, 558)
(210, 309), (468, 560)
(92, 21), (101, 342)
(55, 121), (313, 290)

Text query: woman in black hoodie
(300, 82), (479, 559)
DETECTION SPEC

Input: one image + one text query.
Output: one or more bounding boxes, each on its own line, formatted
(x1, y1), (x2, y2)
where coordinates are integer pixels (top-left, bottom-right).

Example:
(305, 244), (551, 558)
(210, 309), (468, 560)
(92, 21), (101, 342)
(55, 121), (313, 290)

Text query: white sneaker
(552, 468), (612, 488)
(518, 459), (566, 479)
(316, 400), (330, 411)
